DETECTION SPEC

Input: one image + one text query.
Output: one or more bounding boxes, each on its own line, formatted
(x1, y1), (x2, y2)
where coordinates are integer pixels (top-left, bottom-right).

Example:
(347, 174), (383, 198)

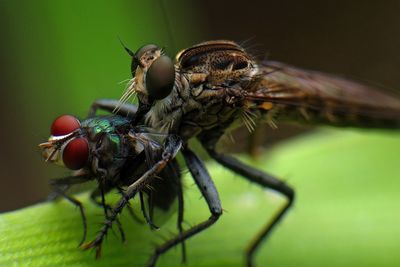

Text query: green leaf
(1, 129), (400, 267)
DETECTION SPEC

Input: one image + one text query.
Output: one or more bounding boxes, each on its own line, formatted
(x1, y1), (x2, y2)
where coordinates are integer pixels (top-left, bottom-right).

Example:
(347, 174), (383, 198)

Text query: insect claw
(77, 236), (87, 248)
(150, 223), (160, 231)
(81, 239), (103, 259)
(95, 245), (102, 259)
(80, 240), (94, 250)
(38, 141), (52, 148)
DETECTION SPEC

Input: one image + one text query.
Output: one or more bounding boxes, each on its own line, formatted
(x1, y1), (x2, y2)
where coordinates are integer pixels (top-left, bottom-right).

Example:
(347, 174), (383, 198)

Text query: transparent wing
(246, 61), (400, 128)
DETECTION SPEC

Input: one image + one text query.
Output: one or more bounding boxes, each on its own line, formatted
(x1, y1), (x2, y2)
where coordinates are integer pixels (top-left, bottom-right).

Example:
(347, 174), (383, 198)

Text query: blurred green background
(1, 0), (400, 266)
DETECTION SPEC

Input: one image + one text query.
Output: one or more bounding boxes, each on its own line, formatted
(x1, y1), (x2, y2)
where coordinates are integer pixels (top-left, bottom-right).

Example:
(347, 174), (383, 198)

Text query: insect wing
(246, 61), (400, 128)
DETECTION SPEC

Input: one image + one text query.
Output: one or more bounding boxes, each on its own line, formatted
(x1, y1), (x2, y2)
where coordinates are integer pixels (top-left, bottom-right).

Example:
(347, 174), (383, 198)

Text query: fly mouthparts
(38, 141), (52, 148)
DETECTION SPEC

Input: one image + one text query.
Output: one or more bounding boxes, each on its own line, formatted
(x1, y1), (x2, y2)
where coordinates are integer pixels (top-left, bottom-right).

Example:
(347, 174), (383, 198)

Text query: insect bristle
(114, 78), (137, 114)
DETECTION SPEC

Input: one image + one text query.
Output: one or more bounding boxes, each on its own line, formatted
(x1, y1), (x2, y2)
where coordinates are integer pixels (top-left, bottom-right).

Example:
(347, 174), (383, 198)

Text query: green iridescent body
(82, 116), (129, 161)
(83, 116), (130, 134)
(79, 116), (133, 183)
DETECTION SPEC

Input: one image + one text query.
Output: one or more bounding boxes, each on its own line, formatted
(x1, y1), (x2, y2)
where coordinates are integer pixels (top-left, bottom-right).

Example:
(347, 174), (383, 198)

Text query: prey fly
(40, 100), (185, 259)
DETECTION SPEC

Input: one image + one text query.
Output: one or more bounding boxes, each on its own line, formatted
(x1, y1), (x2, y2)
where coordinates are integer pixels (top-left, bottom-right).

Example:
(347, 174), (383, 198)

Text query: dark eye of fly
(130, 44), (159, 77)
(145, 55), (175, 100)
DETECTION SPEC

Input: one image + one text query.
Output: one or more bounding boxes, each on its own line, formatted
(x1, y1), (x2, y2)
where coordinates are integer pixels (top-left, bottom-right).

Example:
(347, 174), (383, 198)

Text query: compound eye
(62, 138), (89, 170)
(145, 55), (175, 100)
(51, 115), (80, 136)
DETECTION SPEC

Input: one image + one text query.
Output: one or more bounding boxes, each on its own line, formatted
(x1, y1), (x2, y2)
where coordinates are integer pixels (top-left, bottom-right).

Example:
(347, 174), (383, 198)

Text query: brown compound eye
(145, 55), (175, 100)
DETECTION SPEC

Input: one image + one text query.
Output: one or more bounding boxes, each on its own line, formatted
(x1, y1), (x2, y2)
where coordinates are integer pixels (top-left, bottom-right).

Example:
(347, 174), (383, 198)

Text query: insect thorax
(80, 117), (135, 182)
(143, 41), (261, 140)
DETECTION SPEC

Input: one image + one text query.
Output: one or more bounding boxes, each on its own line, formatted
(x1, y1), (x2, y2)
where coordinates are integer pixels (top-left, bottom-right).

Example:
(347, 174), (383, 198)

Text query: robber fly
(39, 100), (185, 259)
(78, 40), (400, 267)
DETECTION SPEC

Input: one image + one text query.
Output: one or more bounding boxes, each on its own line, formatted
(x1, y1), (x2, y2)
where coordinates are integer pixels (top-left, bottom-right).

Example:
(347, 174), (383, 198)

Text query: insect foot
(81, 234), (104, 259)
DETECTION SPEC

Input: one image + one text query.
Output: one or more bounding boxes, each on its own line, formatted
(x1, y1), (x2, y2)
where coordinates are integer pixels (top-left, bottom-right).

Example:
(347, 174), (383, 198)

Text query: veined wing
(247, 61), (400, 129)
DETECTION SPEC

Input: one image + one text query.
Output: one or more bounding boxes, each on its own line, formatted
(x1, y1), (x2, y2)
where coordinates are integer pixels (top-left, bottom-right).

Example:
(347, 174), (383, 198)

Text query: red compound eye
(62, 138), (89, 170)
(51, 115), (81, 136)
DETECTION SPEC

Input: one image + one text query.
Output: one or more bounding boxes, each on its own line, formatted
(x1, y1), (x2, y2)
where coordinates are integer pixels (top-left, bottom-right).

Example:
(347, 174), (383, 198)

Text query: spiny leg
(131, 102), (153, 125)
(176, 176), (186, 263)
(117, 186), (144, 224)
(139, 191), (159, 230)
(88, 98), (138, 117)
(206, 148), (295, 267)
(99, 186), (109, 220)
(46, 184), (69, 201)
(49, 175), (91, 246)
(147, 190), (155, 226)
(90, 187), (126, 242)
(82, 135), (182, 258)
(147, 147), (222, 267)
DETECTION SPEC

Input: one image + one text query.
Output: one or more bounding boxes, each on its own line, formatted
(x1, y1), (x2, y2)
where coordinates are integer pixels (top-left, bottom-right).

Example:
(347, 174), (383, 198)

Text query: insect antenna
(113, 37), (139, 114)
(118, 36), (135, 57)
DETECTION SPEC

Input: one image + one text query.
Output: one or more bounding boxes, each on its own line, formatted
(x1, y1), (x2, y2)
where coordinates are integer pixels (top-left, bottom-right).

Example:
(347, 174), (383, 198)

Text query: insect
(42, 42), (400, 266)
(85, 40), (400, 267)
(39, 100), (185, 259)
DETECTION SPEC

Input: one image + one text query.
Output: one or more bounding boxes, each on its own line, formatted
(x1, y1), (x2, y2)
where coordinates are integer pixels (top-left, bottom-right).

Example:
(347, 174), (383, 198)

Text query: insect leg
(147, 190), (155, 224)
(206, 149), (295, 267)
(49, 175), (91, 187)
(116, 186), (144, 224)
(147, 147), (222, 267)
(82, 135), (182, 258)
(49, 175), (91, 246)
(90, 187), (126, 243)
(48, 175), (91, 202)
(89, 186), (111, 218)
(139, 191), (159, 230)
(176, 175), (186, 263)
(87, 98), (138, 117)
(131, 102), (153, 125)
(46, 184), (69, 201)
